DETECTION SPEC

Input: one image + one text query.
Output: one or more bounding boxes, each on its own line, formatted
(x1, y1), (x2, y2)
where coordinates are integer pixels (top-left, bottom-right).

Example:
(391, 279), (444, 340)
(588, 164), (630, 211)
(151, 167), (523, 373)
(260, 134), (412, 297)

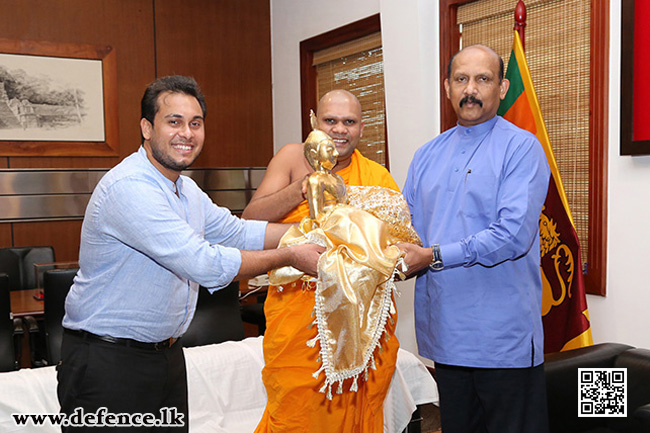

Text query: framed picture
(0, 38), (118, 157)
(620, 0), (650, 155)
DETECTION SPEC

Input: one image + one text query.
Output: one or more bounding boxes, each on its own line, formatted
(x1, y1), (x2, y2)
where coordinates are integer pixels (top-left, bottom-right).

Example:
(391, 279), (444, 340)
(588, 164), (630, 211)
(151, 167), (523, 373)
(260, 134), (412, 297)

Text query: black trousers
(435, 362), (549, 433)
(57, 331), (188, 432)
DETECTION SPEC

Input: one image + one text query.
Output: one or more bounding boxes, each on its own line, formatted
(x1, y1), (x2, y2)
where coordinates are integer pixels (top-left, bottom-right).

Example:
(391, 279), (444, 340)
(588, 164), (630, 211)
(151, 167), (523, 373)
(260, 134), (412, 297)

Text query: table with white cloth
(0, 336), (438, 432)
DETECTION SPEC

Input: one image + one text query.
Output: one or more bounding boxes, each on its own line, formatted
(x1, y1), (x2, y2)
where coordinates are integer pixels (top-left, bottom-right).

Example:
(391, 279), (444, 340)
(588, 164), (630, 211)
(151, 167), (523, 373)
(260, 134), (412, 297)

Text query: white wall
(587, 0), (650, 349)
(379, 0), (439, 363)
(270, 0), (650, 360)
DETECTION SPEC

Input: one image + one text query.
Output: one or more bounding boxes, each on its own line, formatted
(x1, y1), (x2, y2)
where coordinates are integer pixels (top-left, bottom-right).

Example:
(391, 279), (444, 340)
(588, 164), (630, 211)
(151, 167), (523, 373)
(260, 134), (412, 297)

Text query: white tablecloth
(0, 336), (438, 432)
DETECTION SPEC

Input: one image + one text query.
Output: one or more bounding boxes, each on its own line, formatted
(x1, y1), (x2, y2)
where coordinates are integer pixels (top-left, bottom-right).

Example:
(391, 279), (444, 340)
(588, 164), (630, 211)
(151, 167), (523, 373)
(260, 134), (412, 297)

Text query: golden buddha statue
(303, 111), (347, 222)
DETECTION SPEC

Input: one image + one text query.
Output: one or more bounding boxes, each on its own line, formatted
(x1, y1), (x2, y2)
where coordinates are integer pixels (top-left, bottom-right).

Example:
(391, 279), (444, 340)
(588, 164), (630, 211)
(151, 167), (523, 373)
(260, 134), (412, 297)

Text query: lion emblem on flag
(539, 207), (575, 316)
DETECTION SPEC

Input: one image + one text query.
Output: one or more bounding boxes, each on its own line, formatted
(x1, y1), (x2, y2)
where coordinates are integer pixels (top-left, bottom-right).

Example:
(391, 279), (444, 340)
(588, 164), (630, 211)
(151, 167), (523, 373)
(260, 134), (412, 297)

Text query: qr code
(578, 368), (627, 417)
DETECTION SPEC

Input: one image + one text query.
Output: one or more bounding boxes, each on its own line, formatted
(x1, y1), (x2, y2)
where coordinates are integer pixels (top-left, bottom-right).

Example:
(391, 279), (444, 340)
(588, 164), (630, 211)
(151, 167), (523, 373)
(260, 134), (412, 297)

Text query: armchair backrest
(609, 348), (650, 432)
(0, 273), (18, 372)
(181, 282), (245, 348)
(43, 268), (77, 364)
(545, 342), (635, 433)
(0, 246), (55, 291)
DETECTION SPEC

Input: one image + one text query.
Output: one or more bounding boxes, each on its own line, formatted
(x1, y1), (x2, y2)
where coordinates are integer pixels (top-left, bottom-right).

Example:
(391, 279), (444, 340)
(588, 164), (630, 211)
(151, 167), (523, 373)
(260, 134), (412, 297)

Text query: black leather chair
(0, 273), (22, 371)
(43, 267), (78, 365)
(0, 246), (57, 367)
(0, 246), (55, 291)
(545, 342), (650, 433)
(181, 282), (245, 348)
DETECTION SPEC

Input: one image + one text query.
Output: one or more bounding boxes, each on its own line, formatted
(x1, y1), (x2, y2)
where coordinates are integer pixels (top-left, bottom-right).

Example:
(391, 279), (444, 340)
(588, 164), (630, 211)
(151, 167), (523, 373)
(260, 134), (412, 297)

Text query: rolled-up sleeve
(210, 219), (267, 288)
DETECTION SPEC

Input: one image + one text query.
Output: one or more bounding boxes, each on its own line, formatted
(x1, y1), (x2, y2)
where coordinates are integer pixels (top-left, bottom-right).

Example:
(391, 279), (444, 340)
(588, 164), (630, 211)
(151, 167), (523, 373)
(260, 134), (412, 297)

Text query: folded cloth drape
(269, 186), (421, 399)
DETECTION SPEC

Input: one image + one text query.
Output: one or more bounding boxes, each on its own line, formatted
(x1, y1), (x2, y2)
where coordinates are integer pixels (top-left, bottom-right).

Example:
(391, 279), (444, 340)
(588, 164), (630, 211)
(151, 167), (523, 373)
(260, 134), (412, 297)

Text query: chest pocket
(460, 172), (499, 219)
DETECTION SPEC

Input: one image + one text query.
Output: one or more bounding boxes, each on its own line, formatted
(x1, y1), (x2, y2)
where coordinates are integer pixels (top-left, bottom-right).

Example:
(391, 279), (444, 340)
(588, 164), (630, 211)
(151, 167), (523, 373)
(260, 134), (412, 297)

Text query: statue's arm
(306, 175), (324, 220)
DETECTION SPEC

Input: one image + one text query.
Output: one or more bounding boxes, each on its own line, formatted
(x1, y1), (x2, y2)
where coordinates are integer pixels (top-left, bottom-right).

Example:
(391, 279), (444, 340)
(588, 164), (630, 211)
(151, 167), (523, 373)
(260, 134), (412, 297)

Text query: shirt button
(454, 168), (459, 172)
(461, 150), (466, 154)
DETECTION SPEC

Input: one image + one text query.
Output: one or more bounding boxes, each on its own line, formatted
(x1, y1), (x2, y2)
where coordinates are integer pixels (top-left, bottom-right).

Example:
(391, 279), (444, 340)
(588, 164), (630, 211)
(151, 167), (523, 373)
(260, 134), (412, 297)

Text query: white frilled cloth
(0, 337), (437, 433)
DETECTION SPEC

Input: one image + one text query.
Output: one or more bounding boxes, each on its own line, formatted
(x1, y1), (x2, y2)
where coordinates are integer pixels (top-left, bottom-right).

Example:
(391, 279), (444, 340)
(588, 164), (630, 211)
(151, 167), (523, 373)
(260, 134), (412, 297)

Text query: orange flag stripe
(502, 91), (537, 136)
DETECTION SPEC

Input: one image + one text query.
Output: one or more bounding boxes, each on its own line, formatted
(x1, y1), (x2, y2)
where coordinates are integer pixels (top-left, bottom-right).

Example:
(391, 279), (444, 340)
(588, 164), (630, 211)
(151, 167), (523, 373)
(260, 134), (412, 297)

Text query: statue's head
(304, 110), (338, 171)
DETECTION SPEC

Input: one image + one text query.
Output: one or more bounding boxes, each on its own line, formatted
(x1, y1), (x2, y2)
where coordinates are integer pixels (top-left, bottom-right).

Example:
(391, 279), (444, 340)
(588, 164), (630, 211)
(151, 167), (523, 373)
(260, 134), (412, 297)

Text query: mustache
(459, 96), (483, 107)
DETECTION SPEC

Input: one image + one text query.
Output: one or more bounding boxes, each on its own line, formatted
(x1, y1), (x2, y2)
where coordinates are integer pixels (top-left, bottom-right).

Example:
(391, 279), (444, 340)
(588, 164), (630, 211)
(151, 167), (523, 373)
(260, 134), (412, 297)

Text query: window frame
(299, 14), (389, 169)
(438, 0), (609, 296)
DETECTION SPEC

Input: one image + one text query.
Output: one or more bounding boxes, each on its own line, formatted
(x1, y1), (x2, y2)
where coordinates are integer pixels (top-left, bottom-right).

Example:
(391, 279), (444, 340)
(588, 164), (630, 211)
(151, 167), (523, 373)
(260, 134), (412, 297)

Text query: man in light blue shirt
(398, 46), (550, 433)
(57, 76), (323, 432)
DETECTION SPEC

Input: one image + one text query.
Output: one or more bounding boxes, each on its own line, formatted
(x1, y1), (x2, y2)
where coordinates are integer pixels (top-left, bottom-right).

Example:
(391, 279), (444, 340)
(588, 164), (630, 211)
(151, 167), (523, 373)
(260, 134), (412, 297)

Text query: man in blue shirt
(57, 76), (323, 432)
(398, 45), (551, 433)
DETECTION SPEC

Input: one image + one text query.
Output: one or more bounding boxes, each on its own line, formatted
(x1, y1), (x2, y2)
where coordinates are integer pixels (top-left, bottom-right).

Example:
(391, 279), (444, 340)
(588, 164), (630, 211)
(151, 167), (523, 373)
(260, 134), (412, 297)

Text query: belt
(64, 328), (180, 352)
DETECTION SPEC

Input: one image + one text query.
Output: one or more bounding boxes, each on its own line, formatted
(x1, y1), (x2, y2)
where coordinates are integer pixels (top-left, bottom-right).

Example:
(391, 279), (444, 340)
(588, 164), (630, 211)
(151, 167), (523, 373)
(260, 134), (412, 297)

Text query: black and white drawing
(0, 53), (105, 142)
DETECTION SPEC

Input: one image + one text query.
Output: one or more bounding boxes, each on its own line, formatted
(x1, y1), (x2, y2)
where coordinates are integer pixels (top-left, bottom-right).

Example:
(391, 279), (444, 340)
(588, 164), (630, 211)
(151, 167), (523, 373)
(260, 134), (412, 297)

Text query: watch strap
(429, 244), (444, 270)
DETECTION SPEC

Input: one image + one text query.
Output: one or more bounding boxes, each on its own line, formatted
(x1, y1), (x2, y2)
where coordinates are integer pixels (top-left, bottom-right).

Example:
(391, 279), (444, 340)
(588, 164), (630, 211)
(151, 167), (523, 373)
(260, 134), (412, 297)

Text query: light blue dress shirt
(403, 116), (550, 368)
(63, 146), (267, 342)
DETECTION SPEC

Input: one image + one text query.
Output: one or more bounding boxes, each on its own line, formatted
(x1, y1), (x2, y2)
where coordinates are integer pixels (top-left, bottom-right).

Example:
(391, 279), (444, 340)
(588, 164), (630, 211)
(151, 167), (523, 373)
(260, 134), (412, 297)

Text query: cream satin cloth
(269, 186), (421, 399)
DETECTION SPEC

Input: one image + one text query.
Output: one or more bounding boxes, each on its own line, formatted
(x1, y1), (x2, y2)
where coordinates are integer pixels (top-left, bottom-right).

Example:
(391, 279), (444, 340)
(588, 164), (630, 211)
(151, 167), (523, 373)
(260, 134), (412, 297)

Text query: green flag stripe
(497, 51), (525, 116)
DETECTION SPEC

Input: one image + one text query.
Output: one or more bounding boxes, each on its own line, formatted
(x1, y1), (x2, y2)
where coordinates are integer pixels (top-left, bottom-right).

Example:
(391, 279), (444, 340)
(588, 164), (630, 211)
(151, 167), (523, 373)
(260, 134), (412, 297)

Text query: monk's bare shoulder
(272, 142), (312, 183)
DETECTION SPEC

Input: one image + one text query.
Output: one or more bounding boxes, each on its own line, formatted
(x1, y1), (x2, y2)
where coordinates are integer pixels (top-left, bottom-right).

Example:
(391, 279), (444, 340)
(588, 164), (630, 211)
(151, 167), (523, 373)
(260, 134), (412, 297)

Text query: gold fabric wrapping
(347, 185), (422, 246)
(269, 186), (421, 398)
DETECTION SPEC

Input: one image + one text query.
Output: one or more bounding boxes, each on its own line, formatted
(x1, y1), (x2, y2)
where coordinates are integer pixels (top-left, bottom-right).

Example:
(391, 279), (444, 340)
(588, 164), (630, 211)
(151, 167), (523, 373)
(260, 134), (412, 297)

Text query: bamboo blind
(458, 0), (591, 267)
(314, 33), (387, 166)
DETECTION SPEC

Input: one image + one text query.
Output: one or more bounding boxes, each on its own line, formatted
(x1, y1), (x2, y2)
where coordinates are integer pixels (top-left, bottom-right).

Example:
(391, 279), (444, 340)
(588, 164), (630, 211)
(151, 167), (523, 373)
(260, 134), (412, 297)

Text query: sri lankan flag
(497, 31), (593, 353)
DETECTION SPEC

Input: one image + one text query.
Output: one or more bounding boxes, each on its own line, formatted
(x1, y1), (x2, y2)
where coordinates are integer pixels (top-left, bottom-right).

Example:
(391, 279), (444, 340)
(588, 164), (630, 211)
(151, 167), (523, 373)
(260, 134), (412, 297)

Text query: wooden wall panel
(154, 0), (274, 168)
(0, 0), (274, 259)
(0, 224), (11, 248)
(0, 0), (156, 169)
(12, 221), (83, 262)
(0, 0), (155, 260)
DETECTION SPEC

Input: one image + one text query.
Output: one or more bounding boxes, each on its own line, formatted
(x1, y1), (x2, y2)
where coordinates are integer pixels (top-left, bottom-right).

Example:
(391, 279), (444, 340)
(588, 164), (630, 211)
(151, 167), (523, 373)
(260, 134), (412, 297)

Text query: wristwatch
(429, 244), (444, 271)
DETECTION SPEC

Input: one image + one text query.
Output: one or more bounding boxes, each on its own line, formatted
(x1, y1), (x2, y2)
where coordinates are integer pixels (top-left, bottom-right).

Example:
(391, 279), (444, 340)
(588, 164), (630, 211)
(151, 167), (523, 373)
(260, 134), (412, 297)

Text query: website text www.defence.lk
(12, 407), (184, 428)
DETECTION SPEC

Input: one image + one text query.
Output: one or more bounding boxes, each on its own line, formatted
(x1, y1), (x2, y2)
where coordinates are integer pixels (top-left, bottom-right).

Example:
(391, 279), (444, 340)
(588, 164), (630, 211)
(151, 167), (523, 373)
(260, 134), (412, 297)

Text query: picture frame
(0, 38), (118, 157)
(620, 0), (650, 155)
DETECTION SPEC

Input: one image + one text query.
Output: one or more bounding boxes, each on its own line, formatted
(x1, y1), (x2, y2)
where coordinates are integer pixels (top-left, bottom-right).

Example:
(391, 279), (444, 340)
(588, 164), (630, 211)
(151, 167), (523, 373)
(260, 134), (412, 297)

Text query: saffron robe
(255, 151), (402, 433)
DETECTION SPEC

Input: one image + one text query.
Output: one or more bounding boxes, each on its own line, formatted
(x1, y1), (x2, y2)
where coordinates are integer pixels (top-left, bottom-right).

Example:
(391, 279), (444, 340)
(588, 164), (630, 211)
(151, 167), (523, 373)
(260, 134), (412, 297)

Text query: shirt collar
(137, 146), (182, 195)
(456, 115), (499, 138)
